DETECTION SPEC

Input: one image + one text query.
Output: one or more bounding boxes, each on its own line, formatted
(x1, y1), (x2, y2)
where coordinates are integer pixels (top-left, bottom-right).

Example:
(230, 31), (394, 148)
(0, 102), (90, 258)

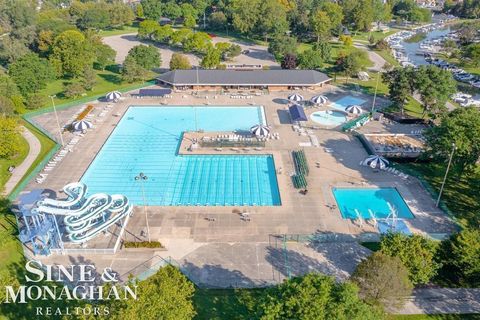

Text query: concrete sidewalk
(398, 288), (480, 314)
(2, 127), (41, 195)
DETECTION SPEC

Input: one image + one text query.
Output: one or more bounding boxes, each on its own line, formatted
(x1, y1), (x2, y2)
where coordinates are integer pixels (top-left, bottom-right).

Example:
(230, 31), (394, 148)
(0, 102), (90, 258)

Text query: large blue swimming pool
(81, 106), (281, 206)
(333, 187), (414, 219)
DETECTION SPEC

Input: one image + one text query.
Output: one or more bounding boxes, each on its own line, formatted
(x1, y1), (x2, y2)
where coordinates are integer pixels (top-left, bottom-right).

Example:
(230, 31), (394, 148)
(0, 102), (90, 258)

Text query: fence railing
(7, 80), (156, 201)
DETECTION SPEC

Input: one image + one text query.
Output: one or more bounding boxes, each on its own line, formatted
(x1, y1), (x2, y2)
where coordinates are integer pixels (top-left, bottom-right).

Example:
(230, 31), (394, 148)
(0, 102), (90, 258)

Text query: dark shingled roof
(289, 104), (308, 121)
(157, 70), (331, 86)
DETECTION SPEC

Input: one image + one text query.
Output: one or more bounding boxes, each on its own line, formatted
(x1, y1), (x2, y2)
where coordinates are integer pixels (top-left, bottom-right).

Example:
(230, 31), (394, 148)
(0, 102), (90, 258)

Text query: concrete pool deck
(20, 85), (457, 287)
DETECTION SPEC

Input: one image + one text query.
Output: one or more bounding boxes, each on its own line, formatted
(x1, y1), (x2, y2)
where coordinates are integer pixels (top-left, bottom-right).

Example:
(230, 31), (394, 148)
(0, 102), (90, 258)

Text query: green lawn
(351, 28), (400, 43)
(98, 24), (139, 37)
(397, 162), (480, 228)
(0, 134), (29, 192)
(16, 69), (155, 114)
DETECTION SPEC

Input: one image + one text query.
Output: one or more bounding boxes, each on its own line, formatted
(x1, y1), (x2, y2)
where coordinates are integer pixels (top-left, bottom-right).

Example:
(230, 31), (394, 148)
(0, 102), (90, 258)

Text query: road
(2, 127), (41, 196)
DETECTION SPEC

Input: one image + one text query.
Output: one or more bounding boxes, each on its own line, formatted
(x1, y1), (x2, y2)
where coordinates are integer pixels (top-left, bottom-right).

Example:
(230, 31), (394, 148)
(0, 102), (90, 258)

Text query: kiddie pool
(310, 110), (347, 126)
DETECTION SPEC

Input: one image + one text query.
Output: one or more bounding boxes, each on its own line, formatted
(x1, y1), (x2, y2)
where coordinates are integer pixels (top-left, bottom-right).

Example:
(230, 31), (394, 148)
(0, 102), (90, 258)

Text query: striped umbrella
(250, 124), (271, 137)
(288, 93), (304, 102)
(72, 120), (93, 131)
(346, 105), (363, 114)
(106, 91), (121, 101)
(363, 155), (389, 169)
(310, 95), (328, 105)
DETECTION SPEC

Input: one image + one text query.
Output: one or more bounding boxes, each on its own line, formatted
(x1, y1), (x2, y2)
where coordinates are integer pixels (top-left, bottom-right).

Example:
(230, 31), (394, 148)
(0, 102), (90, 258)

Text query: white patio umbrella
(363, 155), (389, 169)
(106, 91), (121, 101)
(346, 105), (363, 114)
(72, 120), (93, 131)
(310, 95), (328, 105)
(250, 124), (271, 137)
(288, 93), (304, 102)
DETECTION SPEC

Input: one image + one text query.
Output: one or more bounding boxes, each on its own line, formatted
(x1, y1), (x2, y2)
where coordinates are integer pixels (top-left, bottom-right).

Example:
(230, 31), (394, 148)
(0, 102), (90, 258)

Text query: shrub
(124, 241), (163, 248)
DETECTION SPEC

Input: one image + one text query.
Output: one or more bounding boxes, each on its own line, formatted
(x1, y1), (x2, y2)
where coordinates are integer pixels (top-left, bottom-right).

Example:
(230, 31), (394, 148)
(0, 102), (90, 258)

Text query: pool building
(156, 69), (331, 91)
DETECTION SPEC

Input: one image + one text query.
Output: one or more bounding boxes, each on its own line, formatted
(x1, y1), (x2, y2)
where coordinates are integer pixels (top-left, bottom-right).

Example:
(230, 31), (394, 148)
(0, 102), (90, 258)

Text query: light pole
(49, 95), (64, 146)
(135, 172), (151, 242)
(436, 143), (456, 207)
(372, 70), (381, 113)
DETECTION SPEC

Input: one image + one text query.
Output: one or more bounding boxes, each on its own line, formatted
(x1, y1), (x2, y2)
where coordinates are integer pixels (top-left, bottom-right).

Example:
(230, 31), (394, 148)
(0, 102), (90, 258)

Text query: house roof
(157, 70), (331, 86)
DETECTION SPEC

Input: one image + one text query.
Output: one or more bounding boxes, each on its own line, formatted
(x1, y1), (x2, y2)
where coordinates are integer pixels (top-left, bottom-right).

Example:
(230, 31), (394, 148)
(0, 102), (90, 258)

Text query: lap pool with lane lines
(81, 106), (281, 206)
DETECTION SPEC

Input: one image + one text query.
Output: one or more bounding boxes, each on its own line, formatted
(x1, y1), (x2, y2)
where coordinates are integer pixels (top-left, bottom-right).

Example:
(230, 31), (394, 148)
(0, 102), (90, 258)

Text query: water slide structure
(19, 182), (133, 255)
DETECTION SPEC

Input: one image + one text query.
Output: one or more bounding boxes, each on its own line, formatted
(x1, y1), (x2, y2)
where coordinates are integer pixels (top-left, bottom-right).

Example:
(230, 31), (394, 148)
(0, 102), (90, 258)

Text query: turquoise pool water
(331, 96), (367, 111)
(81, 106), (281, 206)
(310, 110), (347, 126)
(332, 188), (414, 219)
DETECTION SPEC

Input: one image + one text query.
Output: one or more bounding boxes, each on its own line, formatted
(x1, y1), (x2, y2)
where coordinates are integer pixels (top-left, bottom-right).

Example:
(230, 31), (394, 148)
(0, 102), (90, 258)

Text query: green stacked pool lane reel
(292, 150), (310, 189)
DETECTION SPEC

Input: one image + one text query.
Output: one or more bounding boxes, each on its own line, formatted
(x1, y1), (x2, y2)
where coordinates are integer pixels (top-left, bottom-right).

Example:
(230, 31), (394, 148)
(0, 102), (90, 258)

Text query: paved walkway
(399, 288), (480, 314)
(354, 42), (385, 72)
(2, 127), (41, 195)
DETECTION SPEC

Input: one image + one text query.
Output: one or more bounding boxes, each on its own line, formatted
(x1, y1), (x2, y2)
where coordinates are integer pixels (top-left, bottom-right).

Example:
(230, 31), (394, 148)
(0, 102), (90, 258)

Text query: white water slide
(33, 182), (133, 243)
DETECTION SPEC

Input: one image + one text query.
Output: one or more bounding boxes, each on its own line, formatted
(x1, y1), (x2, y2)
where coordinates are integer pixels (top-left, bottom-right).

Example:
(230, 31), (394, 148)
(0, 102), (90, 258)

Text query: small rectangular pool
(331, 96), (367, 112)
(332, 187), (414, 219)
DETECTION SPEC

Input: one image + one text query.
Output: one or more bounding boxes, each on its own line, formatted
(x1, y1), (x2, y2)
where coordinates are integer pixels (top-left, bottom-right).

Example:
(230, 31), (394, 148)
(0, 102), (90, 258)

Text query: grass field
(0, 134), (29, 192)
(14, 68), (155, 114)
(98, 24), (139, 37)
(397, 162), (480, 229)
(352, 28), (400, 43)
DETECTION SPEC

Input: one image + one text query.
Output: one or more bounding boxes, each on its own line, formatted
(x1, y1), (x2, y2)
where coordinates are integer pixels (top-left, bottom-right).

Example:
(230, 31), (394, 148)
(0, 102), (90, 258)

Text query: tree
(281, 53), (297, 69)
(440, 229), (480, 287)
(319, 2), (344, 32)
(153, 25), (174, 43)
(0, 97), (14, 116)
(414, 65), (456, 118)
(200, 47), (221, 69)
(141, 0), (163, 21)
(9, 53), (56, 97)
(25, 93), (46, 110)
(138, 20), (160, 40)
(226, 44), (242, 59)
(163, 1), (182, 21)
(382, 67), (415, 114)
(183, 32), (211, 53)
(352, 252), (413, 308)
(171, 28), (194, 47)
(122, 56), (148, 82)
(170, 53), (191, 70)
(336, 50), (368, 82)
(314, 41), (332, 61)
(208, 12), (227, 30)
(298, 49), (323, 70)
(340, 35), (353, 46)
(108, 2), (135, 28)
(442, 39), (458, 58)
(184, 15), (196, 29)
(310, 10), (332, 43)
(380, 233), (440, 285)
(180, 3), (198, 20)
(256, 0), (289, 41)
(78, 7), (110, 30)
(94, 44), (116, 70)
(126, 45), (161, 70)
(255, 273), (383, 320)
(231, 0), (261, 35)
(0, 116), (21, 159)
(462, 43), (480, 67)
(64, 83), (85, 99)
(268, 35), (297, 61)
(81, 66), (97, 91)
(424, 107), (480, 171)
(112, 265), (196, 319)
(51, 30), (94, 77)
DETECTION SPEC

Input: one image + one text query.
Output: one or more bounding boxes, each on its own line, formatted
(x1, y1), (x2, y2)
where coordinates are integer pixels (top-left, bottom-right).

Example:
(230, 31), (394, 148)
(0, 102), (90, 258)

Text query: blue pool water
(331, 96), (367, 112)
(310, 110), (347, 126)
(81, 106), (281, 206)
(332, 188), (414, 219)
